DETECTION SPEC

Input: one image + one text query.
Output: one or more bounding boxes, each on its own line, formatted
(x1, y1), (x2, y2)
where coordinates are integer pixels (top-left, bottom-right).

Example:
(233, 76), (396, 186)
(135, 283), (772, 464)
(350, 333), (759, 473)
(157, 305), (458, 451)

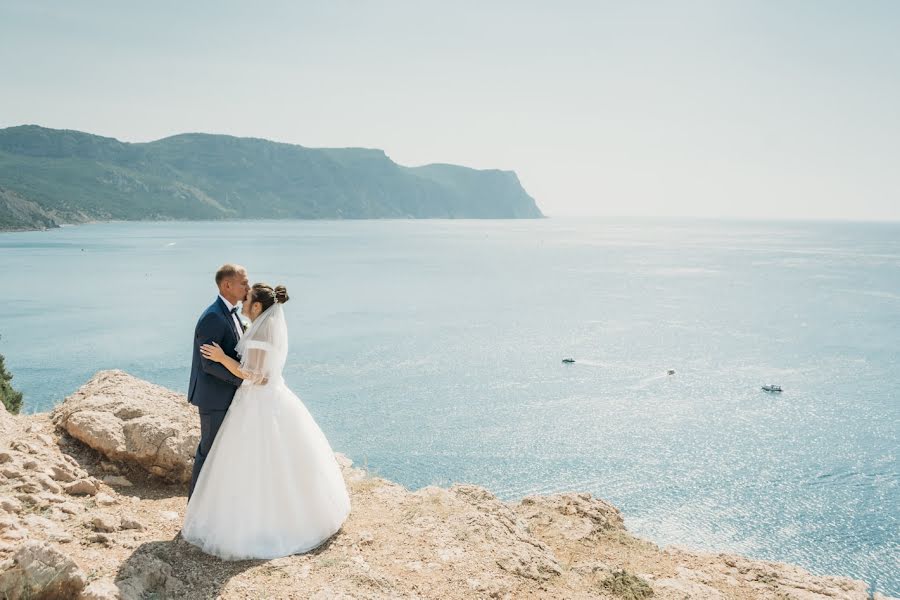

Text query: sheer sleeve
(241, 324), (273, 384)
(240, 341), (272, 384)
(235, 304), (288, 385)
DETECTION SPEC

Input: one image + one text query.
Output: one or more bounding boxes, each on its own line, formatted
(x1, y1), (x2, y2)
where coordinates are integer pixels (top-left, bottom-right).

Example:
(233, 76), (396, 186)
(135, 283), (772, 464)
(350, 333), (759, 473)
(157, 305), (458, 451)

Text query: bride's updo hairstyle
(250, 283), (290, 312)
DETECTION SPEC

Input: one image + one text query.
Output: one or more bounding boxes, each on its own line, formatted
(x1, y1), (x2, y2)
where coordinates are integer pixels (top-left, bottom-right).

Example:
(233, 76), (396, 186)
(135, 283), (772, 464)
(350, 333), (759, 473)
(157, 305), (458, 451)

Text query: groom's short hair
(215, 263), (245, 285)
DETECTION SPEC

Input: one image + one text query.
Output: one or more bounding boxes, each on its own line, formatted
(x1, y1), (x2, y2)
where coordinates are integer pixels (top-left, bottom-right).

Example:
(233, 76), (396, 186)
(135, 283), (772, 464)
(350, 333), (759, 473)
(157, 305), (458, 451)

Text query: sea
(1, 218), (897, 594)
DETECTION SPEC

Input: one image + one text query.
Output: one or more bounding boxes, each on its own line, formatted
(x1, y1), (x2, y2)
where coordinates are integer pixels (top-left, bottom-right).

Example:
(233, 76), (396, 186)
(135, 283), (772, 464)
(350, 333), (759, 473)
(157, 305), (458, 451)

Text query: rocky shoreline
(0, 370), (892, 599)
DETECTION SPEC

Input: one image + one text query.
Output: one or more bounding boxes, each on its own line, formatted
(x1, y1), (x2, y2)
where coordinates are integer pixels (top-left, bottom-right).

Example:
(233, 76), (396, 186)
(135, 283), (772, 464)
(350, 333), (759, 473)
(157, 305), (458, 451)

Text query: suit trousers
(188, 408), (229, 499)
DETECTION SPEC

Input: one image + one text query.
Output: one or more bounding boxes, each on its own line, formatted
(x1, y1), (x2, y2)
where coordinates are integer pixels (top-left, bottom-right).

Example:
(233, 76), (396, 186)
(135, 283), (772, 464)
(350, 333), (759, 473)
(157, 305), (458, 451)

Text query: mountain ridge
(0, 125), (543, 230)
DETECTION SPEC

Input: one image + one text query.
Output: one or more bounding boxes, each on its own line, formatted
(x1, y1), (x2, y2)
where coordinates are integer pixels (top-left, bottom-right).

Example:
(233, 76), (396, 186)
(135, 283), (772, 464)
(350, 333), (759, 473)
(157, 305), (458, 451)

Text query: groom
(187, 263), (250, 499)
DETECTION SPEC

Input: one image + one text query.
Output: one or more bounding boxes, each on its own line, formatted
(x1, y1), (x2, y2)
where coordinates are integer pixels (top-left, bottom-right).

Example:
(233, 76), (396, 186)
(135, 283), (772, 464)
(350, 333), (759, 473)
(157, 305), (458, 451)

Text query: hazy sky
(1, 1), (898, 219)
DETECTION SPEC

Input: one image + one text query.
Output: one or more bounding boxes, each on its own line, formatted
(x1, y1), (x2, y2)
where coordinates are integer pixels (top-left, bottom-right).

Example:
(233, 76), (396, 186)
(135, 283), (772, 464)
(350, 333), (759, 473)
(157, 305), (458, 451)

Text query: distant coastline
(0, 213), (550, 234)
(0, 125), (543, 232)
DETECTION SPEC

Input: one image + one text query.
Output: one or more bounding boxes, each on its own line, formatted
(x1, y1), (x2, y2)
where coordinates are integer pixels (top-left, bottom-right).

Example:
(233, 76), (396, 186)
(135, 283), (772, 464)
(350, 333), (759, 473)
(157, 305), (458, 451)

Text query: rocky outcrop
(0, 540), (86, 599)
(0, 187), (60, 232)
(115, 553), (184, 599)
(0, 371), (891, 599)
(514, 492), (625, 542)
(51, 371), (198, 482)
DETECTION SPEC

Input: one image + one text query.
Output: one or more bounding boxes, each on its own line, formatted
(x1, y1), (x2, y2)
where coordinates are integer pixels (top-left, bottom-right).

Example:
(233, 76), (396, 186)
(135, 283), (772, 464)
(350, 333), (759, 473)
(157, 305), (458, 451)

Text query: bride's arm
(200, 343), (268, 384)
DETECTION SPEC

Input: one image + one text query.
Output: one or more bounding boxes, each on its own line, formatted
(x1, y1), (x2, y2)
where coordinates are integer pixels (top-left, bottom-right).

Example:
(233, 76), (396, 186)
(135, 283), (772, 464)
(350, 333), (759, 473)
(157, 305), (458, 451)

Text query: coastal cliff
(0, 371), (891, 599)
(0, 126), (543, 231)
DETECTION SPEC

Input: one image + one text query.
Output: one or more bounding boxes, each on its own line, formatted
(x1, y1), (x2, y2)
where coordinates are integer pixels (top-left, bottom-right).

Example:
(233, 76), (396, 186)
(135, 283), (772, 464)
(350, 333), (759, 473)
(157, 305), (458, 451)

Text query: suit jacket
(188, 297), (244, 410)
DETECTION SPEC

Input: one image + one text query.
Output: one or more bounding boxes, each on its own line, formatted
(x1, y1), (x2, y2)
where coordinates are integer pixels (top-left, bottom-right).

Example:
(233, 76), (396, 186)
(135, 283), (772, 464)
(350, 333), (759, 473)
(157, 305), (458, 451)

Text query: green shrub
(601, 569), (654, 599)
(0, 353), (23, 414)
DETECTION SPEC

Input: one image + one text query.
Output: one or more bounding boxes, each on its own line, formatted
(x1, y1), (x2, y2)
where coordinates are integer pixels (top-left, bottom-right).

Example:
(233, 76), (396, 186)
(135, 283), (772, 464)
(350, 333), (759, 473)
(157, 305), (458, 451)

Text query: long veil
(235, 303), (288, 384)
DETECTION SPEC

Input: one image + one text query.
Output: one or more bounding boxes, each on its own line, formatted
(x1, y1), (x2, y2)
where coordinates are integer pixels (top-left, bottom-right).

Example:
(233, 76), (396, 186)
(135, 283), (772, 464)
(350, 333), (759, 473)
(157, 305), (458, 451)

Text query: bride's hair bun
(250, 283), (288, 311)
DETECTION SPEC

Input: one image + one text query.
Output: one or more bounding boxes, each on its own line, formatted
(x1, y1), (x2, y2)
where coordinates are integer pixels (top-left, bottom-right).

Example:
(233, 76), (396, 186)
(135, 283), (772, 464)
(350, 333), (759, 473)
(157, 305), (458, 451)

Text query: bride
(181, 283), (351, 560)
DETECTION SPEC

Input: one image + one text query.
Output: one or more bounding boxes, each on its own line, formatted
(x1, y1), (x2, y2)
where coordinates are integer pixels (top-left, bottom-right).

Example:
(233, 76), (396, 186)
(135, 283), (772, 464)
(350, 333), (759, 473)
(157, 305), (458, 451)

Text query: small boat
(761, 384), (783, 393)
(562, 358), (575, 364)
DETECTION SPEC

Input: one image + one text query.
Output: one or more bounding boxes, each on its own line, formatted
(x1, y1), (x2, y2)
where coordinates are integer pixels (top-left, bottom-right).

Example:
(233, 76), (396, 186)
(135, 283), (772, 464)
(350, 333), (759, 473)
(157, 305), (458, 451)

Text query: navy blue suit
(188, 297), (244, 498)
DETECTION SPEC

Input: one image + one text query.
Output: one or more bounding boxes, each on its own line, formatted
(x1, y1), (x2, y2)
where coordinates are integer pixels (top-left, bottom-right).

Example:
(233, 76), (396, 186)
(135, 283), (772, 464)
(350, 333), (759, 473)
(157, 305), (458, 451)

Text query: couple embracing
(181, 264), (350, 560)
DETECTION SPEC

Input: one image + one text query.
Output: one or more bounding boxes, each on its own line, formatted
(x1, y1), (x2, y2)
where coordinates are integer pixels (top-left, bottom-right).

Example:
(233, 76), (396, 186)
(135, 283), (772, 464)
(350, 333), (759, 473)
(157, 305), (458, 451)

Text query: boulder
(51, 371), (199, 483)
(0, 540), (86, 599)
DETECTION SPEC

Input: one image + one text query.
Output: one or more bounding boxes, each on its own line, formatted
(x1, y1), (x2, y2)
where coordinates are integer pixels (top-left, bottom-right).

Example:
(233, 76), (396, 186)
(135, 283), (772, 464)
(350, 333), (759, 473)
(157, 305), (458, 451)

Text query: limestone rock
(20, 515), (60, 533)
(9, 442), (36, 455)
(119, 518), (144, 531)
(51, 371), (199, 483)
(64, 479), (99, 496)
(664, 548), (876, 600)
(1, 466), (23, 480)
(101, 475), (132, 487)
(0, 404), (14, 438)
(655, 576), (725, 598)
(78, 579), (122, 600)
(0, 540), (86, 599)
(89, 515), (118, 533)
(86, 533), (111, 546)
(115, 554), (184, 599)
(449, 485), (562, 581)
(13, 481), (41, 494)
(95, 493), (117, 506)
(34, 474), (63, 494)
(48, 532), (74, 544)
(98, 462), (120, 474)
(58, 503), (80, 515)
(514, 492), (625, 542)
(0, 497), (22, 514)
(39, 492), (68, 504)
(50, 465), (80, 483)
(0, 516), (26, 541)
(14, 493), (43, 508)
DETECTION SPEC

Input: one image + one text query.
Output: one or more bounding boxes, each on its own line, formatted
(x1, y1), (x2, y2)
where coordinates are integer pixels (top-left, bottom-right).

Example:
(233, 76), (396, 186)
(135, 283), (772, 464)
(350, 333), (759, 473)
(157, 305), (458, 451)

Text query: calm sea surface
(1, 218), (898, 594)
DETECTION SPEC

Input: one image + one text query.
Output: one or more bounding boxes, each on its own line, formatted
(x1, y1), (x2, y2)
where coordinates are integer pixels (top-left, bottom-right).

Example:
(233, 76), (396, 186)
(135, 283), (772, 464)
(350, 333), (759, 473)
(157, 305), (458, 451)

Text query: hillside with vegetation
(0, 125), (543, 231)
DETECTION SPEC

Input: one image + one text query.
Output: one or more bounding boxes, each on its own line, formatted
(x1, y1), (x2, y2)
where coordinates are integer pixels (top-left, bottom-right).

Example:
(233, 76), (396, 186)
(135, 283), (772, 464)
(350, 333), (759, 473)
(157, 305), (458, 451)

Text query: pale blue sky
(1, 1), (898, 219)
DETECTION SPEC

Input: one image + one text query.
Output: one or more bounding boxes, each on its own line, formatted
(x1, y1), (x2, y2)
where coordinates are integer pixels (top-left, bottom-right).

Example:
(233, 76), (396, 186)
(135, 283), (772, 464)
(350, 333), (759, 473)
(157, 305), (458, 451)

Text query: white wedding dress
(181, 303), (351, 560)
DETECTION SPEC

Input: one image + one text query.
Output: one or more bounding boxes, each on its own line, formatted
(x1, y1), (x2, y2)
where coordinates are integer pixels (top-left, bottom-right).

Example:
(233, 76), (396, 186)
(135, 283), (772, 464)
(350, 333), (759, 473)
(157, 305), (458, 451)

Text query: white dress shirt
(219, 294), (244, 339)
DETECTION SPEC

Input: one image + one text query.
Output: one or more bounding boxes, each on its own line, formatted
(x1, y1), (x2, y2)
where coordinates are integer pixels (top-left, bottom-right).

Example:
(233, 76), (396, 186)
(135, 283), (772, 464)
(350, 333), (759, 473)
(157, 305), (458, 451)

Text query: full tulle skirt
(181, 379), (351, 560)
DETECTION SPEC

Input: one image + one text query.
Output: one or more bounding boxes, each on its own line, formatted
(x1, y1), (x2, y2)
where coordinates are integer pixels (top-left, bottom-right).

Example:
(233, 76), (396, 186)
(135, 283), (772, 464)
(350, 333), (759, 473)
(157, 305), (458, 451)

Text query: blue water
(1, 219), (898, 594)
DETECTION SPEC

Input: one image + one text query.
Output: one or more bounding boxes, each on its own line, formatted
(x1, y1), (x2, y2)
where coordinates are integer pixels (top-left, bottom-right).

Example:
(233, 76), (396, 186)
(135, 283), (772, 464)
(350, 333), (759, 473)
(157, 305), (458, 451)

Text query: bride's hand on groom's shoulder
(200, 342), (226, 363)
